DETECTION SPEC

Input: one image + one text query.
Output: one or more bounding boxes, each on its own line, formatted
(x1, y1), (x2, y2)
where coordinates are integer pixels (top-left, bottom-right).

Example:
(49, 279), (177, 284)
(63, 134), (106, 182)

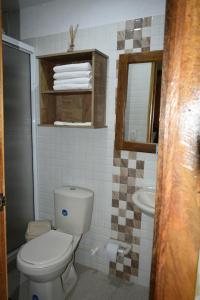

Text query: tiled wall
(111, 150), (141, 282)
(25, 14), (164, 286)
(110, 16), (163, 285)
(117, 15), (164, 52)
(117, 17), (152, 51)
(111, 151), (156, 285)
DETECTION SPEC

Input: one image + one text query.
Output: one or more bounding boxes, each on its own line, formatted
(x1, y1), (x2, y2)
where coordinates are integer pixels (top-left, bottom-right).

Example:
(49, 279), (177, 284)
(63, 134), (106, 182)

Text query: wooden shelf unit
(38, 49), (108, 128)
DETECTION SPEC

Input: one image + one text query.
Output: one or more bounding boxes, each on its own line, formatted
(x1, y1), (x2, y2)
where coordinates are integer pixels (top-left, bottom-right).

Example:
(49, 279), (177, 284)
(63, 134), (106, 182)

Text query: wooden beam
(0, 0), (8, 299)
(150, 0), (200, 299)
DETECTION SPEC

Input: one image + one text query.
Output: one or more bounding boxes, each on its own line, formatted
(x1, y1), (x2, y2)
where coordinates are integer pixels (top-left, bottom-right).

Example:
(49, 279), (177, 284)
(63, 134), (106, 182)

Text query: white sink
(132, 187), (155, 216)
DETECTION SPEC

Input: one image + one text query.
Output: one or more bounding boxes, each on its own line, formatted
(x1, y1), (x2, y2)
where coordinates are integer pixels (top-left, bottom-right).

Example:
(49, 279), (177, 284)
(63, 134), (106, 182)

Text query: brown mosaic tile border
(110, 149), (143, 281)
(112, 149), (143, 244)
(117, 16), (152, 52)
(109, 250), (139, 282)
(110, 15), (154, 282)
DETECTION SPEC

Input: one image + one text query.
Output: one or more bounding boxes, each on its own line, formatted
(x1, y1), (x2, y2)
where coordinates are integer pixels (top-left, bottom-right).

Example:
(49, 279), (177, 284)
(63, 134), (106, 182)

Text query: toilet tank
(54, 186), (94, 236)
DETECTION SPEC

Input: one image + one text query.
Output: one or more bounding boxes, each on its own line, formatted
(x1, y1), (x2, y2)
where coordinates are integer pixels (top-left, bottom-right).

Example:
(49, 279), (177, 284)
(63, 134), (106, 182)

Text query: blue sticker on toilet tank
(32, 295), (39, 300)
(62, 209), (68, 216)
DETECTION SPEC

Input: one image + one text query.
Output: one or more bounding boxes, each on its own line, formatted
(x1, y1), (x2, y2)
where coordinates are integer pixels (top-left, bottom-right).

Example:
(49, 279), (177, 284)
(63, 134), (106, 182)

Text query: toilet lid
(20, 230), (73, 266)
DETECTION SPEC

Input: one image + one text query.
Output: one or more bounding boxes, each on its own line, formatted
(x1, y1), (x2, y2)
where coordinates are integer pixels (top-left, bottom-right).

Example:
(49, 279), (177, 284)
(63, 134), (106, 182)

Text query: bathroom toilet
(17, 186), (94, 300)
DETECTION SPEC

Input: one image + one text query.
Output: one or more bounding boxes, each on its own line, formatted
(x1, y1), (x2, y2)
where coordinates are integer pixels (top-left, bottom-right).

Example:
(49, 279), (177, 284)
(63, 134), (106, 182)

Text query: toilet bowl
(17, 230), (79, 282)
(17, 186), (94, 300)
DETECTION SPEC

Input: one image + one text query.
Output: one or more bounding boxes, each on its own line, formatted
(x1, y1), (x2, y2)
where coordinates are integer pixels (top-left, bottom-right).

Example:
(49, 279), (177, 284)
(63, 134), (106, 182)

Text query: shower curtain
(3, 41), (34, 253)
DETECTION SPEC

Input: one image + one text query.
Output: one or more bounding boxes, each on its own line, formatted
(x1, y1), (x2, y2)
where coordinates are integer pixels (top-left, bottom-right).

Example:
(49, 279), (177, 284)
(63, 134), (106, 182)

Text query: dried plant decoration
(68, 24), (79, 52)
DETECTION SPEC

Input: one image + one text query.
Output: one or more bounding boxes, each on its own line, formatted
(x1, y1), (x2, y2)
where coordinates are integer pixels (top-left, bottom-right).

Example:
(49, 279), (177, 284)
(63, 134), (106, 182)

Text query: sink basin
(132, 187), (155, 216)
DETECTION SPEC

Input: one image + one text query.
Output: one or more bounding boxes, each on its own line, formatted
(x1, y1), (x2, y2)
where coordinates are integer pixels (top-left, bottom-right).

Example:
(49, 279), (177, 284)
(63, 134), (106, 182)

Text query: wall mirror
(115, 50), (163, 153)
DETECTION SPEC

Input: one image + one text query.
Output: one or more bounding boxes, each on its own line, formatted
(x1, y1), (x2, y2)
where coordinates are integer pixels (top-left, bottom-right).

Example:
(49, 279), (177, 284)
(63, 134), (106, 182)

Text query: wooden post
(0, 1), (8, 299)
(150, 0), (200, 299)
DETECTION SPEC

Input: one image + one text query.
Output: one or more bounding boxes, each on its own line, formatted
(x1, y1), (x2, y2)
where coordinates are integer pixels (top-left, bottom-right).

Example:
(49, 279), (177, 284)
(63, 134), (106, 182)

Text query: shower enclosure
(2, 35), (37, 254)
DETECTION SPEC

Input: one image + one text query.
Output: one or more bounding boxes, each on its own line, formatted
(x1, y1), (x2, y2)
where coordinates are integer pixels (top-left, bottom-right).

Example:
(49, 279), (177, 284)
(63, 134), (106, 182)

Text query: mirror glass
(124, 61), (162, 144)
(125, 62), (152, 143)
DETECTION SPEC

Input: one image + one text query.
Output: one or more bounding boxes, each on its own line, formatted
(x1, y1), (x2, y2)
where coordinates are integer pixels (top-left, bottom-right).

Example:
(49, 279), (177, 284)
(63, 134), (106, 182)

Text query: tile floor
(8, 262), (149, 300)
(8, 260), (20, 300)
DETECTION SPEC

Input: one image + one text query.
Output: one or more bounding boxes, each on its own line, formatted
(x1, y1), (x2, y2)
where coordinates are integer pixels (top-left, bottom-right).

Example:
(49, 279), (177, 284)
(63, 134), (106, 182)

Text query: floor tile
(8, 262), (149, 300)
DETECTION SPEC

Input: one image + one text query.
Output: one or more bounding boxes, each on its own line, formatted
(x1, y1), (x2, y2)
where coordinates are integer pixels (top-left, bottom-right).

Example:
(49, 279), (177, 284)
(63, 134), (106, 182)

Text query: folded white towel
(53, 71), (92, 80)
(53, 83), (92, 90)
(53, 62), (91, 73)
(54, 121), (92, 126)
(54, 77), (92, 86)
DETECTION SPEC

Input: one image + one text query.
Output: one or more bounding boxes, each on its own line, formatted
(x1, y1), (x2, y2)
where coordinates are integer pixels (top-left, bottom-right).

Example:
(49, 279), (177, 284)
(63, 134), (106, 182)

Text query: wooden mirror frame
(115, 50), (163, 153)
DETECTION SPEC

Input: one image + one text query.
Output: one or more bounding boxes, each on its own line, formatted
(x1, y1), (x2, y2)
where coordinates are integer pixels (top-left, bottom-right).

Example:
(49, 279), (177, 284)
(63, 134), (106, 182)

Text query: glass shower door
(3, 43), (34, 253)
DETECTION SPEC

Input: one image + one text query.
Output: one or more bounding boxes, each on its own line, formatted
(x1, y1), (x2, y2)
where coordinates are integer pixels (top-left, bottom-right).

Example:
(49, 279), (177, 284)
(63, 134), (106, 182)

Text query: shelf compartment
(40, 93), (92, 125)
(38, 49), (108, 128)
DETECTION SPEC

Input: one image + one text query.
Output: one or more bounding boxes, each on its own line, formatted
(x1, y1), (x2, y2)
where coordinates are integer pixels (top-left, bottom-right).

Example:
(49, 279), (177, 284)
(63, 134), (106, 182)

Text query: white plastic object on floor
(25, 220), (52, 241)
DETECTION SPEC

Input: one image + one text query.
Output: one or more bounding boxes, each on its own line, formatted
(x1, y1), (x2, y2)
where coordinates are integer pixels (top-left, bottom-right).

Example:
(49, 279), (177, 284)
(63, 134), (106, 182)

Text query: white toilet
(17, 186), (94, 300)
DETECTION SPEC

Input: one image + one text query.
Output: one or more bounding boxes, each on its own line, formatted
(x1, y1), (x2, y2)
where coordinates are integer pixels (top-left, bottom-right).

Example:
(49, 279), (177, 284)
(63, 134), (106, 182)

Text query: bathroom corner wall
(110, 15), (164, 286)
(24, 14), (164, 286)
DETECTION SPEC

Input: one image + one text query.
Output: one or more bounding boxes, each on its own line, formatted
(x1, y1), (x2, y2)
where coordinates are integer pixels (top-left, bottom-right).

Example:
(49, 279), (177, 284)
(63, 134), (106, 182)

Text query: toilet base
(19, 264), (78, 300)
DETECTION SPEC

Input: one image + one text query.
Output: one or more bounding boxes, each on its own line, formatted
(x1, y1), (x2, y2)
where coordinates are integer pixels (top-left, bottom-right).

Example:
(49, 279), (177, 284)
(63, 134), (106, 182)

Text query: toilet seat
(17, 230), (75, 281)
(19, 230), (73, 268)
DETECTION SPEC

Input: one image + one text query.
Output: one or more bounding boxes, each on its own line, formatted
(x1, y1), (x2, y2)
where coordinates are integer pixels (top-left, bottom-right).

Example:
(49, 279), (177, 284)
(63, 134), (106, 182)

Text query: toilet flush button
(62, 209), (68, 216)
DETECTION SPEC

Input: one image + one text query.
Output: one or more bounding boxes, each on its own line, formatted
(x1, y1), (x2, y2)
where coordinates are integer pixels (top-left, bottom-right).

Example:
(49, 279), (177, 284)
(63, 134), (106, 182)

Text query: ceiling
(3, 0), (55, 12)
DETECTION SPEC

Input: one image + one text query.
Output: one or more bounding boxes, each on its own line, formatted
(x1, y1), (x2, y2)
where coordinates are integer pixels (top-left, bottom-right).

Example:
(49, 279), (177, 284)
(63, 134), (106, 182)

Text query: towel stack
(53, 62), (92, 91)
